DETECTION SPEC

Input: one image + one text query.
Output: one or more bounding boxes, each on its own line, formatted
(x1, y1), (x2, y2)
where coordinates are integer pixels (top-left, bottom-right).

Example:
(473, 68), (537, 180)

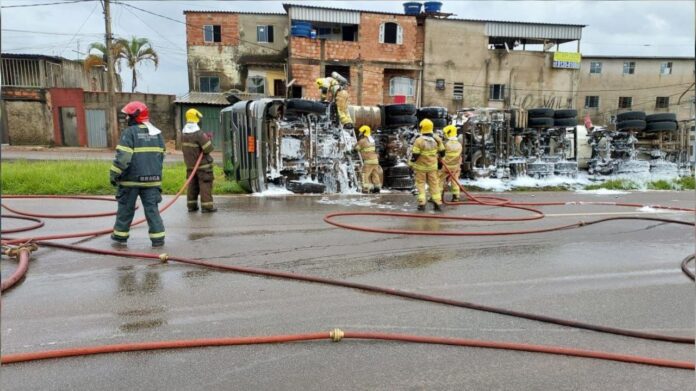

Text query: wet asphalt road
(1, 191), (695, 390)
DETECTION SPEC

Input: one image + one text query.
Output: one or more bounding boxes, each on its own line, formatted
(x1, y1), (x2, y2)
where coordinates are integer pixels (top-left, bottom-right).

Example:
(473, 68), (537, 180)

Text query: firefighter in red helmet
(110, 101), (166, 247)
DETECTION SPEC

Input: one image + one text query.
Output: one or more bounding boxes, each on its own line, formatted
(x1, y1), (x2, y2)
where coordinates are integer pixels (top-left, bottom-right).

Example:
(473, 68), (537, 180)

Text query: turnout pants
(362, 164), (383, 192)
(335, 90), (352, 125)
(439, 166), (461, 197)
(112, 186), (165, 244)
(414, 170), (442, 206)
(187, 169), (215, 211)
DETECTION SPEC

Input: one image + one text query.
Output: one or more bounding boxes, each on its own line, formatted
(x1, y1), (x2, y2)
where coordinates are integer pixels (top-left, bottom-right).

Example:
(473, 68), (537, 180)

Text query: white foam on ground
(316, 196), (402, 210)
(638, 206), (659, 213)
(252, 186), (294, 197)
(461, 174), (591, 192)
(575, 189), (630, 195)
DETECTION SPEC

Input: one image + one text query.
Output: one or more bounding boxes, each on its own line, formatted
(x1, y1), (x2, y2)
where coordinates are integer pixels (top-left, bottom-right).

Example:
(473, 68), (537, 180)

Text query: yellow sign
(553, 52), (582, 69)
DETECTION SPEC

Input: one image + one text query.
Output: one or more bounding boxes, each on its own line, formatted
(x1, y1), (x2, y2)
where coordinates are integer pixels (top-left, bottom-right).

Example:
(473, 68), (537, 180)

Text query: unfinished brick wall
(290, 37), (321, 60)
(361, 65), (384, 106)
(325, 41), (361, 61)
(359, 13), (421, 63)
(185, 12), (239, 46)
(290, 63), (321, 100)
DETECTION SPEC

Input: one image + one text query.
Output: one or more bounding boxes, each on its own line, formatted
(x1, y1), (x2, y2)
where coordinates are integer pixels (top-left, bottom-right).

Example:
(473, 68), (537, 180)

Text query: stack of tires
(615, 111), (646, 131)
(284, 99), (327, 117)
(645, 112), (678, 133)
(527, 108), (554, 128)
(384, 164), (413, 190)
(382, 104), (417, 129)
(417, 106), (448, 129)
(553, 109), (577, 128)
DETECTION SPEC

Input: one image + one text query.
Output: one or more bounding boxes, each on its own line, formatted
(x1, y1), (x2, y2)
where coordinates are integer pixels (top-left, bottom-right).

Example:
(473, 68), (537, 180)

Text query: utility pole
(103, 0), (119, 148)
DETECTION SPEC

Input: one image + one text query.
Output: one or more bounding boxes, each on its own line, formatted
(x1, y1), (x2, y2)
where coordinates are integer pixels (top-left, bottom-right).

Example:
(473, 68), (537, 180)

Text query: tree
(120, 37), (159, 93)
(84, 41), (126, 92)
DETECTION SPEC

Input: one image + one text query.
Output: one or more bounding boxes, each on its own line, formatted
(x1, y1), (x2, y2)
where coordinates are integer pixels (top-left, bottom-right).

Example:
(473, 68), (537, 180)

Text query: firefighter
(315, 74), (353, 128)
(109, 101), (166, 247)
(182, 108), (216, 213)
(409, 119), (446, 211)
(355, 125), (383, 194)
(439, 125), (464, 202)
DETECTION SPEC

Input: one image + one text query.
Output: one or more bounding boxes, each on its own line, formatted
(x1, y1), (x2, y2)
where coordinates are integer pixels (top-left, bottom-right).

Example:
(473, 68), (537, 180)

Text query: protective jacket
(442, 137), (463, 169)
(110, 124), (165, 187)
(182, 130), (214, 171)
(409, 134), (445, 172)
(355, 136), (379, 165)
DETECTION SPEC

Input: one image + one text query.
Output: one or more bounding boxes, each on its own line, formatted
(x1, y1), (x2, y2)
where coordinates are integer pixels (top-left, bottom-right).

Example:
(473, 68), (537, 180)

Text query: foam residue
(252, 185), (293, 197)
(461, 174), (591, 192)
(316, 196), (403, 210)
(575, 189), (630, 195)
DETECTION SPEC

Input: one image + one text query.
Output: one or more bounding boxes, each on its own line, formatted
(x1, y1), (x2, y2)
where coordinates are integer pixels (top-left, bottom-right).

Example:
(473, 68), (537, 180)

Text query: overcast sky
(2, 0), (694, 96)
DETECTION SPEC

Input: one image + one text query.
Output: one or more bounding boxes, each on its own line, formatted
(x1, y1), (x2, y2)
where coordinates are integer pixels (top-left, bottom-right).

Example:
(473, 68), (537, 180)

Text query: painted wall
(49, 88), (87, 146)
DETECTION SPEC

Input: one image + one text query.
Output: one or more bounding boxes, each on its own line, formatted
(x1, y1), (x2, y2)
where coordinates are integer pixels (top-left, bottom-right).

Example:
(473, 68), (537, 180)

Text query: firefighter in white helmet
(354, 125), (383, 193)
(439, 125), (463, 202)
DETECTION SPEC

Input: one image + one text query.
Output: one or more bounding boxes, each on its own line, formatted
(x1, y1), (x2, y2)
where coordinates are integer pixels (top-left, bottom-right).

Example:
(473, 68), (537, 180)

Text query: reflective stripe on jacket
(112, 124), (165, 187)
(409, 134), (445, 172)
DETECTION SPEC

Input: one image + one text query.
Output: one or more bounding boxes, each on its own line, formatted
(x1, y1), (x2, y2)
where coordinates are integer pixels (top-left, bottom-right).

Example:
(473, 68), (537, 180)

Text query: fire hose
(1, 154), (694, 369)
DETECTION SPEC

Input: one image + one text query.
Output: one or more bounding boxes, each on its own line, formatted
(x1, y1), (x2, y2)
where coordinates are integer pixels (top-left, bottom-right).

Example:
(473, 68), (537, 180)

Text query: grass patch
(1, 160), (247, 195)
(584, 179), (638, 190)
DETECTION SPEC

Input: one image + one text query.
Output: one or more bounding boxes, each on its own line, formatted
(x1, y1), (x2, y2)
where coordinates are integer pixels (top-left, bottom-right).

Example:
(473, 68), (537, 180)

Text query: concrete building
(578, 56), (695, 124)
(184, 10), (289, 96)
(421, 18), (585, 112)
(285, 3), (424, 106)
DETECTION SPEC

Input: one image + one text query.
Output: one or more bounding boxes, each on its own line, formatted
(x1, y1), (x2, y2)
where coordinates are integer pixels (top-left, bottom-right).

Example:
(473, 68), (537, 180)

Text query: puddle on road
(119, 318), (166, 333)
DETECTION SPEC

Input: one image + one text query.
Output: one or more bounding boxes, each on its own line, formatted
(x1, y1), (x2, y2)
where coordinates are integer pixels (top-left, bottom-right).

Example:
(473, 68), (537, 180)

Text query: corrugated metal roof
(283, 3), (410, 18)
(287, 4), (360, 24)
(183, 10), (285, 15)
(175, 92), (230, 106)
(447, 17), (585, 28)
(582, 55), (695, 60)
(485, 21), (582, 40)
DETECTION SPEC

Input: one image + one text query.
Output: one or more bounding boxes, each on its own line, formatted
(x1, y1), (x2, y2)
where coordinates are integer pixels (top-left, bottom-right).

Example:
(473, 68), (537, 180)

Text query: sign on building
(552, 52), (582, 69)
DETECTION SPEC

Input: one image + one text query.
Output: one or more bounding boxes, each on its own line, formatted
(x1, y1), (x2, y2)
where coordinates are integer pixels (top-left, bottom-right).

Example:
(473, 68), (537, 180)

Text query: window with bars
(589, 61), (602, 74)
(489, 84), (505, 100)
(623, 61), (635, 75)
(660, 62), (672, 75)
(656, 96), (669, 109)
(247, 76), (266, 94)
(618, 96), (632, 109)
(204, 25), (221, 43)
(257, 25), (274, 43)
(389, 77), (415, 96)
(453, 82), (464, 100)
(584, 96), (599, 108)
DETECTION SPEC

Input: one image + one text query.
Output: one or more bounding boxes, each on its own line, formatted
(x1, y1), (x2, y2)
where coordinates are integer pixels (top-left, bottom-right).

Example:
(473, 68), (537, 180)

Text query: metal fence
(1, 57), (105, 90)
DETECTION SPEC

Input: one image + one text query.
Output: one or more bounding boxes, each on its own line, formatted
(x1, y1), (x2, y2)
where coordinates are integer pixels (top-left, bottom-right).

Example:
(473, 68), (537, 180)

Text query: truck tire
(553, 118), (577, 127)
(645, 121), (677, 132)
(528, 117), (554, 128)
(286, 181), (326, 194)
(527, 108), (554, 118)
(616, 111), (645, 121)
(384, 104), (416, 116)
(285, 99), (326, 114)
(645, 113), (677, 123)
(385, 114), (418, 127)
(553, 109), (577, 119)
(417, 106), (447, 119)
(617, 120), (646, 131)
(431, 118), (448, 128)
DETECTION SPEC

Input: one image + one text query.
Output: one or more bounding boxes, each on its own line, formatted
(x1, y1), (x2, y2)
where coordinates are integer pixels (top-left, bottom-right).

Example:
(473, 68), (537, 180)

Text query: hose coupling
(2, 243), (38, 258)
(578, 220), (586, 227)
(329, 328), (344, 342)
(158, 253), (169, 263)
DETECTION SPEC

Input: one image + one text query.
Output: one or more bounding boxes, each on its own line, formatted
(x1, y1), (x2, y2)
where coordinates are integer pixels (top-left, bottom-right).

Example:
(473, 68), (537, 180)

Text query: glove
(438, 160), (443, 170)
(410, 153), (420, 163)
(110, 171), (119, 187)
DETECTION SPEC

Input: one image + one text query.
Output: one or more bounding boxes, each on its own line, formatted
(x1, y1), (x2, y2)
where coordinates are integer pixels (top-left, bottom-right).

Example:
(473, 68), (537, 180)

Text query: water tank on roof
(403, 2), (422, 15)
(423, 1), (442, 13)
(291, 20), (312, 38)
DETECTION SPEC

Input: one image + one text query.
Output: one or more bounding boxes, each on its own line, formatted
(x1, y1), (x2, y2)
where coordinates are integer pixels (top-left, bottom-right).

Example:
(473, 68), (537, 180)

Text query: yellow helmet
(443, 124), (458, 139)
(419, 118), (433, 134)
(358, 125), (371, 137)
(185, 108), (203, 123)
(316, 78), (325, 89)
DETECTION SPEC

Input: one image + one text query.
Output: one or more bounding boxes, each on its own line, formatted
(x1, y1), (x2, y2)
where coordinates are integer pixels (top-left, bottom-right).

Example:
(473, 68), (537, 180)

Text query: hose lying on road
(1, 329), (692, 370)
(681, 255), (695, 281)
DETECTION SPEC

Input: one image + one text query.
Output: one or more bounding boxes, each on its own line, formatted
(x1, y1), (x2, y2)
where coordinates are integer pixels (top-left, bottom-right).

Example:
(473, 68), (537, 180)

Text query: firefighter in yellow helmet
(354, 125), (383, 193)
(316, 75), (353, 128)
(409, 119), (446, 211)
(439, 125), (464, 202)
(182, 108), (216, 212)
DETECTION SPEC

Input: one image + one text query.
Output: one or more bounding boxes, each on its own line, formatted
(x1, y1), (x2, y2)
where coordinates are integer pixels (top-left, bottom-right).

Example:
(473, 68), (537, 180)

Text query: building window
(660, 62), (672, 75)
(325, 65), (350, 84)
(618, 96), (632, 109)
(199, 76), (220, 92)
(623, 61), (635, 75)
(656, 96), (670, 109)
(204, 25), (221, 43)
(489, 84), (506, 101)
(379, 22), (403, 45)
(290, 85), (303, 99)
(247, 76), (266, 94)
(435, 79), (445, 90)
(389, 77), (415, 96)
(453, 82), (464, 100)
(256, 25), (274, 43)
(584, 96), (599, 108)
(589, 61), (602, 74)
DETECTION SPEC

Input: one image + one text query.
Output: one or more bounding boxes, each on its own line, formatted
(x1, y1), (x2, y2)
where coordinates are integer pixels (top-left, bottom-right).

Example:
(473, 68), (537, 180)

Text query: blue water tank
(291, 21), (312, 37)
(403, 2), (422, 15)
(424, 1), (442, 13)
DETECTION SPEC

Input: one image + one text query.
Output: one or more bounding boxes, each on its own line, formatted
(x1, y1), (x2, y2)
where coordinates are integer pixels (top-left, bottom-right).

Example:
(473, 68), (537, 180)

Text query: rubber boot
(151, 240), (165, 248)
(371, 187), (381, 194)
(433, 203), (443, 212)
(417, 204), (426, 211)
(201, 207), (218, 213)
(451, 195), (460, 202)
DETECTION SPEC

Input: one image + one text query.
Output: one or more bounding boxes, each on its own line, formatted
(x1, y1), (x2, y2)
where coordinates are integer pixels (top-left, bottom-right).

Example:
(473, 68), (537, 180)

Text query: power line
(2, 0), (94, 8)
(59, 1), (100, 56)
(2, 28), (102, 36)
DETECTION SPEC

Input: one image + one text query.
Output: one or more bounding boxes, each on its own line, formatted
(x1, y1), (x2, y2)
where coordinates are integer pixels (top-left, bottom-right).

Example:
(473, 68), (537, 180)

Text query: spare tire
(554, 109), (577, 119)
(432, 118), (448, 128)
(646, 113), (677, 123)
(285, 99), (326, 114)
(384, 104), (417, 116)
(528, 117), (554, 128)
(554, 118), (577, 127)
(616, 111), (645, 121)
(418, 107), (447, 119)
(528, 108), (554, 118)
(385, 114), (418, 127)
(617, 120), (646, 131)
(287, 181), (326, 194)
(645, 121), (677, 132)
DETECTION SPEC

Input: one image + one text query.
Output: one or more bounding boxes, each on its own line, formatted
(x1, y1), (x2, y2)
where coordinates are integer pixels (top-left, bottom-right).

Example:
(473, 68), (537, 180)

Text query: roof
(2, 53), (69, 62)
(175, 92), (230, 106)
(447, 17), (585, 28)
(243, 62), (285, 69)
(283, 3), (413, 18)
(582, 55), (695, 60)
(183, 10), (285, 15)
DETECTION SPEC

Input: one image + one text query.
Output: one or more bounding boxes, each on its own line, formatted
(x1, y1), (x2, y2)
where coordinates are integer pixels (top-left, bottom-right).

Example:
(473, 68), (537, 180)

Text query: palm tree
(84, 40), (126, 92)
(120, 37), (159, 93)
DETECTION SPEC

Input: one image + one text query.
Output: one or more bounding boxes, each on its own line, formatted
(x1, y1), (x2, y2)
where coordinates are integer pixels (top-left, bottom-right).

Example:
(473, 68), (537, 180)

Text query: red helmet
(121, 101), (149, 124)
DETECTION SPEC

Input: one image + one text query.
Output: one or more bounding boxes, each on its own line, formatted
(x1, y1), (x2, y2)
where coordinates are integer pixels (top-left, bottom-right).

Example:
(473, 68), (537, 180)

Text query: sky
(2, 0), (694, 96)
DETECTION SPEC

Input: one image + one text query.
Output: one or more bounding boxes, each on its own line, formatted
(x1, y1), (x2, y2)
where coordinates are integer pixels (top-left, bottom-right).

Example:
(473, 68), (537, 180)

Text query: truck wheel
(616, 111), (646, 122)
(527, 108), (554, 118)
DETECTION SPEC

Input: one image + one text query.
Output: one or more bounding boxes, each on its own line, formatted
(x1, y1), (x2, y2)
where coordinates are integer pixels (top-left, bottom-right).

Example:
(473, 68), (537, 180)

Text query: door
(86, 109), (108, 148)
(273, 79), (286, 98)
(59, 107), (79, 146)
